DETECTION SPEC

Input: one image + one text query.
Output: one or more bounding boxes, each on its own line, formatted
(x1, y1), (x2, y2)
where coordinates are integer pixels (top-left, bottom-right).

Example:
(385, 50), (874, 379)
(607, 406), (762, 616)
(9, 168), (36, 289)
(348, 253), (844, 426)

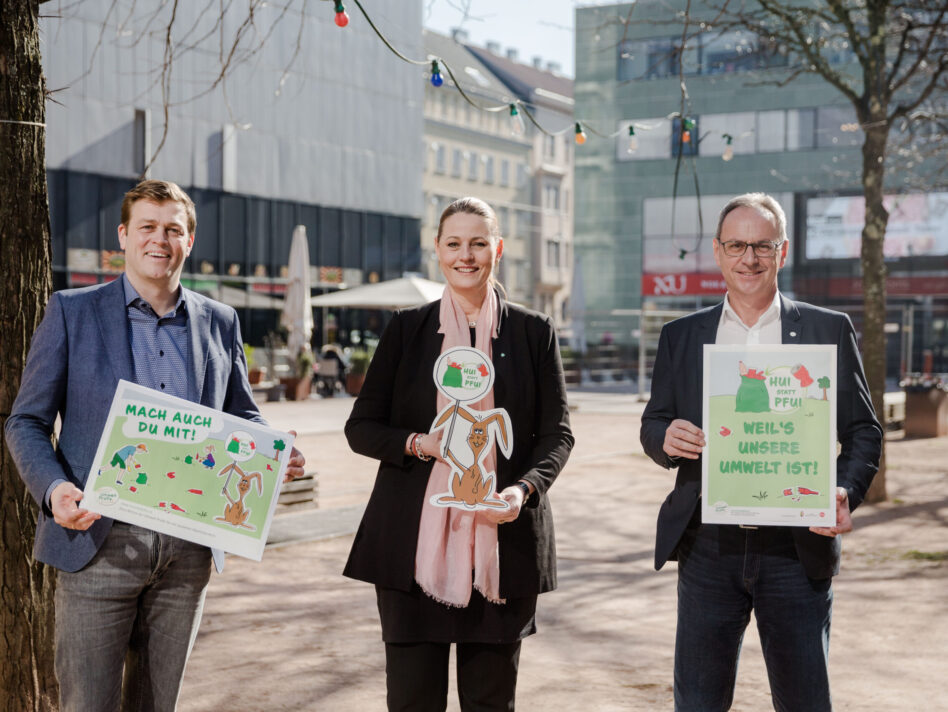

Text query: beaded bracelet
(412, 433), (432, 462)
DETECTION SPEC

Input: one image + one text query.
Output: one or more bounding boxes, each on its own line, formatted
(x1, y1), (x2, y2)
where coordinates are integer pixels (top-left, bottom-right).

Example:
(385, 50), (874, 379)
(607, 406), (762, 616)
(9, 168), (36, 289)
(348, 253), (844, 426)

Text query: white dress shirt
(716, 291), (782, 346)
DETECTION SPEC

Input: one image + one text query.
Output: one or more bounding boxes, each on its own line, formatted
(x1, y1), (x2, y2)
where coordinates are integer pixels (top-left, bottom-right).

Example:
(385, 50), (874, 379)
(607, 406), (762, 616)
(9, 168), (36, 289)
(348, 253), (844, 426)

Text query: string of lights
(330, 0), (872, 258)
(335, 0), (741, 153)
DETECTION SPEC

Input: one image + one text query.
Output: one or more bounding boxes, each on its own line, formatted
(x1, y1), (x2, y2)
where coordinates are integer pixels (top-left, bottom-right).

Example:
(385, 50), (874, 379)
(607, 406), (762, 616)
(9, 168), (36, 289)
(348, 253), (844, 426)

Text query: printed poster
(81, 380), (294, 560)
(702, 345), (837, 527)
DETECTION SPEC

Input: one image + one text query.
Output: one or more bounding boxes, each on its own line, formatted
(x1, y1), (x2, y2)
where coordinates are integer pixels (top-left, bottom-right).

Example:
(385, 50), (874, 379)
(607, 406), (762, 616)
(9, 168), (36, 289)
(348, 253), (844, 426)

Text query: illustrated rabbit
(214, 462), (263, 530)
(431, 407), (511, 509)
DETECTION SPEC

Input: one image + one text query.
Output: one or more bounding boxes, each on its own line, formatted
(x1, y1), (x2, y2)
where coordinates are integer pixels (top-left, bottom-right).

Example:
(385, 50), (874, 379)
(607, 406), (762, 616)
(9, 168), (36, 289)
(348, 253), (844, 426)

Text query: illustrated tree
(818, 375), (832, 401)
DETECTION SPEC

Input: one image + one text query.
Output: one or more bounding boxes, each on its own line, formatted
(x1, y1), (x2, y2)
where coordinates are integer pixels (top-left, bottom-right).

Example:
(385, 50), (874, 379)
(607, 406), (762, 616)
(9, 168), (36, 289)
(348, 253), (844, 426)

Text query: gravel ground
(179, 395), (947, 711)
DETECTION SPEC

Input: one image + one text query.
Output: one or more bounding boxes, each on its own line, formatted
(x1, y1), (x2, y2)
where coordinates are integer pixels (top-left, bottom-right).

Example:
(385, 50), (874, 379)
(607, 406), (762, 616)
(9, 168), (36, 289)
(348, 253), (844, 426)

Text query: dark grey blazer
(343, 294), (574, 598)
(640, 296), (882, 580)
(4, 277), (262, 572)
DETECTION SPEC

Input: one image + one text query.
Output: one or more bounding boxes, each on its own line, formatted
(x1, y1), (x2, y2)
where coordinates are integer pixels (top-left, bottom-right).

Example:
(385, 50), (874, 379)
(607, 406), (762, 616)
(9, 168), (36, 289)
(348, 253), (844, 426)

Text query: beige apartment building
(422, 30), (574, 322)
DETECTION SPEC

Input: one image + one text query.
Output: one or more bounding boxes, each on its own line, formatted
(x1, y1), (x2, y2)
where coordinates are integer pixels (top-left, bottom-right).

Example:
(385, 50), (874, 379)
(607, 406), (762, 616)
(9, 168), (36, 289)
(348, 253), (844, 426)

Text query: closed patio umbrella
(279, 225), (314, 361)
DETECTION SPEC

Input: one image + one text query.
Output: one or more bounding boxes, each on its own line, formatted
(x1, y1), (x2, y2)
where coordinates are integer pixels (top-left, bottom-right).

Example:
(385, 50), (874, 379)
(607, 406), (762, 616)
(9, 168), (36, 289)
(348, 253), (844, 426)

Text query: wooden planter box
(280, 376), (313, 401)
(346, 373), (366, 396)
(904, 388), (948, 438)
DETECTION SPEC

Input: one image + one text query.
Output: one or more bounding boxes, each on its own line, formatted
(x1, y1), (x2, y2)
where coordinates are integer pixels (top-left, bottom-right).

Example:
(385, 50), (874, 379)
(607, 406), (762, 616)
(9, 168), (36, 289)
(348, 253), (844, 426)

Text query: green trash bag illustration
(442, 362), (463, 388)
(735, 361), (770, 413)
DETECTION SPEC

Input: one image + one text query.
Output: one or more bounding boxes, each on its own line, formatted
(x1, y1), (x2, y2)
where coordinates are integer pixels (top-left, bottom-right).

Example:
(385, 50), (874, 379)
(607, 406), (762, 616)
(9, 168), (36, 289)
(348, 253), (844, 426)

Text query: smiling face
(435, 212), (503, 301)
(118, 198), (194, 299)
(713, 205), (788, 312)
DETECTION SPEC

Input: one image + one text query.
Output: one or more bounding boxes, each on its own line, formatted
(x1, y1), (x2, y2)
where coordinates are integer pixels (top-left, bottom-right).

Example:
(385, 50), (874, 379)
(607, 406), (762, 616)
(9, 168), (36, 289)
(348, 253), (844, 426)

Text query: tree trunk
(859, 120), (889, 504)
(0, 1), (58, 707)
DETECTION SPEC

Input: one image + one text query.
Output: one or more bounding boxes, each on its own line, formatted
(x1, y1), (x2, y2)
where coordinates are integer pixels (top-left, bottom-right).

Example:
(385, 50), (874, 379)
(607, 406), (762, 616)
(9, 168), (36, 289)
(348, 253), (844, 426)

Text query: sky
(422, 0), (589, 77)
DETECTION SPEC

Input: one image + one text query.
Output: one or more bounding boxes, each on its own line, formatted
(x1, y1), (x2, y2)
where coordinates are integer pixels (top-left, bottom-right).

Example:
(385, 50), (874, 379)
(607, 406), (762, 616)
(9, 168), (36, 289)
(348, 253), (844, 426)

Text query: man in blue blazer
(5, 180), (304, 711)
(640, 193), (882, 712)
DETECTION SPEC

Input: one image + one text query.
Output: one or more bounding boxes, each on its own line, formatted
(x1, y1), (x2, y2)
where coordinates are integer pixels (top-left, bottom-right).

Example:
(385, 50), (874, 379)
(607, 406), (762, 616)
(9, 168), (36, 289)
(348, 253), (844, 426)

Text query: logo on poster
(96, 487), (119, 506)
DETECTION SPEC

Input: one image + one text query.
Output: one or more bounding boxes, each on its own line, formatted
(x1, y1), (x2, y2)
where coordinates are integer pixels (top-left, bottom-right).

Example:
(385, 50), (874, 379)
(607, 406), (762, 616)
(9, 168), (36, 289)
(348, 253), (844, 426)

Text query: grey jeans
(55, 522), (212, 712)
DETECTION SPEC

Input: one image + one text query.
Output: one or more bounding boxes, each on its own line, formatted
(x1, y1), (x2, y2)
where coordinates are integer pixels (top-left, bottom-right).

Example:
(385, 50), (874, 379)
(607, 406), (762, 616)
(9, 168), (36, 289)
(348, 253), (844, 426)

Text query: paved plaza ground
(180, 392), (947, 711)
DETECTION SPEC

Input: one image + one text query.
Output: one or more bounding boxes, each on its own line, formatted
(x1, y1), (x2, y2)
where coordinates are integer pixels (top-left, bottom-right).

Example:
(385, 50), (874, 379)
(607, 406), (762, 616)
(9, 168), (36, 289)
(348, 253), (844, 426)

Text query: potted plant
(346, 350), (371, 396)
(243, 344), (266, 385)
(281, 346), (315, 401)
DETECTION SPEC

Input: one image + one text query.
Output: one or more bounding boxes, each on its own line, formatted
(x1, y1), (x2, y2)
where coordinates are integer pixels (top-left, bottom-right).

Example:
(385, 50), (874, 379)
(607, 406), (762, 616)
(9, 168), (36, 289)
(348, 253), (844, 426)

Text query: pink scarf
(414, 286), (503, 606)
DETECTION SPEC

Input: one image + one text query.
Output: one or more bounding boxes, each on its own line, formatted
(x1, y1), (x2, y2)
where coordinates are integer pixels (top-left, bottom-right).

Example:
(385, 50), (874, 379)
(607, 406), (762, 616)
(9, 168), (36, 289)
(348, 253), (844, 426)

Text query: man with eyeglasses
(640, 193), (882, 711)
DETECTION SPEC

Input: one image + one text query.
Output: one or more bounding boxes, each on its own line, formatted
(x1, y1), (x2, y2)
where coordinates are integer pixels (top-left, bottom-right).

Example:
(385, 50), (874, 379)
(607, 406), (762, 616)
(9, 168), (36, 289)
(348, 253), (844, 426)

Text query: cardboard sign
(81, 380), (294, 560)
(427, 346), (513, 511)
(702, 345), (837, 527)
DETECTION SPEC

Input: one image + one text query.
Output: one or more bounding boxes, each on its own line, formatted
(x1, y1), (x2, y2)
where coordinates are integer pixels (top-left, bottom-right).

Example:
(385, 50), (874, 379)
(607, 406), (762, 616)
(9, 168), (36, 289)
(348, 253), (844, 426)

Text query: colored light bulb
(682, 130), (691, 143)
(575, 122), (586, 145)
(626, 125), (638, 154)
(334, 2), (349, 27)
(430, 60), (443, 87)
(509, 104), (525, 136)
(722, 133), (734, 161)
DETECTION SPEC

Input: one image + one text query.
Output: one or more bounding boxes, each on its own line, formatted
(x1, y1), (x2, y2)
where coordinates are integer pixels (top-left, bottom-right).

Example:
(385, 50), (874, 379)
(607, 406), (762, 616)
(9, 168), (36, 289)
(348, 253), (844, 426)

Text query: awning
(309, 275), (444, 309)
(199, 284), (285, 310)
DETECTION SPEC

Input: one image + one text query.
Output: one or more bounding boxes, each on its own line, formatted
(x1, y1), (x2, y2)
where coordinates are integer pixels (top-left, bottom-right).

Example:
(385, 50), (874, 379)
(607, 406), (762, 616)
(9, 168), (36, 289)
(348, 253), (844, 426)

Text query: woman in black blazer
(344, 197), (574, 711)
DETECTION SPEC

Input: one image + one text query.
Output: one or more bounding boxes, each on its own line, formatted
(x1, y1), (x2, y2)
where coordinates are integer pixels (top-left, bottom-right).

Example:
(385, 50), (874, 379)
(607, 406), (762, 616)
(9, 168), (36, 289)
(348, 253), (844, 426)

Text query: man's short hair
(716, 193), (787, 244)
(120, 179), (196, 234)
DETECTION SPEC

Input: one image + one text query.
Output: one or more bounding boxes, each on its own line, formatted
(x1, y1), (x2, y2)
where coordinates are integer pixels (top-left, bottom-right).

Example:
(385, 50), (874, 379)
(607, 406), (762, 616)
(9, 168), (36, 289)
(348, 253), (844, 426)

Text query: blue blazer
(4, 277), (262, 572)
(640, 296), (883, 580)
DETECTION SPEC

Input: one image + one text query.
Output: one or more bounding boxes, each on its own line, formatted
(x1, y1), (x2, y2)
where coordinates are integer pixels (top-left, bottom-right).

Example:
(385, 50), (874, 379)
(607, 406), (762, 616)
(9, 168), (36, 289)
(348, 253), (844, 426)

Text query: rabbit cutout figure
(428, 405), (513, 511)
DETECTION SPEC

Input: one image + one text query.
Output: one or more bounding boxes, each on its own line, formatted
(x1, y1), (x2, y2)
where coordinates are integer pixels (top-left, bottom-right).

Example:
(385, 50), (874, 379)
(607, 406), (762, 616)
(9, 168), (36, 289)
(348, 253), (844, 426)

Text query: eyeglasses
(717, 239), (785, 258)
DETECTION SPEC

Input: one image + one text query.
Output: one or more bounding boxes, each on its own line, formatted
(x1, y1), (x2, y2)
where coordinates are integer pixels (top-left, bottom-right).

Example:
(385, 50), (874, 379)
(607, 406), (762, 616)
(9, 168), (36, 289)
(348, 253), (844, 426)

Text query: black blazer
(640, 296), (882, 580)
(343, 293), (574, 598)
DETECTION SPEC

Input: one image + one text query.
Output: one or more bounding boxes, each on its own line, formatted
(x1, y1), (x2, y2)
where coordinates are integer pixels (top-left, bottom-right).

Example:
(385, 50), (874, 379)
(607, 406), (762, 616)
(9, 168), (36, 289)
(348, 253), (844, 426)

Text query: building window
(756, 109), (787, 152)
(817, 106), (862, 148)
(701, 113), (755, 156)
(484, 155), (495, 184)
(787, 109), (817, 150)
(498, 206), (510, 236)
(543, 134), (556, 160)
(500, 159), (510, 187)
(544, 181), (561, 210)
(546, 239), (561, 268)
(616, 118), (672, 160)
(451, 148), (462, 178)
(619, 33), (786, 81)
(468, 151), (479, 180)
(434, 144), (446, 174)
(516, 163), (528, 188)
(617, 37), (700, 80)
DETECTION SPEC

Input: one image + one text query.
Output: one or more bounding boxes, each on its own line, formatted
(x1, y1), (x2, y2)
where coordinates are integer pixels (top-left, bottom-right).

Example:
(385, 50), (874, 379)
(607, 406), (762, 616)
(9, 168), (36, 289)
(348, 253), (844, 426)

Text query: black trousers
(384, 641), (522, 712)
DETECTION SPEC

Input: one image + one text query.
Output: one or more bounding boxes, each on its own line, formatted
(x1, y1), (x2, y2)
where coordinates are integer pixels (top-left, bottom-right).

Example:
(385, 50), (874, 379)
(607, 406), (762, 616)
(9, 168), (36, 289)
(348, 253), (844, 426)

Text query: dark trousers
(674, 524), (833, 712)
(384, 641), (522, 712)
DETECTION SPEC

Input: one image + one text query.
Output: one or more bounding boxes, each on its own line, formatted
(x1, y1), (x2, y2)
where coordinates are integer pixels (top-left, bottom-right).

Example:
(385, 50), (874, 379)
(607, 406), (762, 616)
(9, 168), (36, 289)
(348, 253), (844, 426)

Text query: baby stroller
(315, 345), (347, 397)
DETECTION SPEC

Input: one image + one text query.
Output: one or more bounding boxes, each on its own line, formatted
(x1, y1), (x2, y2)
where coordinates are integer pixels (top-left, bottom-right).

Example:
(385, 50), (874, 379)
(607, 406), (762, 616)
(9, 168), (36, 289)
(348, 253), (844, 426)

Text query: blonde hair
(121, 179), (196, 234)
(436, 197), (504, 290)
(716, 192), (787, 243)
(436, 197), (501, 243)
